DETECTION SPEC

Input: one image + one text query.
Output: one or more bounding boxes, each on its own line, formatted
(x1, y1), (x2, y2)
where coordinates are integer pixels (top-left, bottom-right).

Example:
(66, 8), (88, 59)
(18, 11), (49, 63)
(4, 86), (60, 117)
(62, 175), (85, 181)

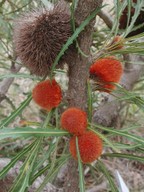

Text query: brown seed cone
(13, 1), (75, 76)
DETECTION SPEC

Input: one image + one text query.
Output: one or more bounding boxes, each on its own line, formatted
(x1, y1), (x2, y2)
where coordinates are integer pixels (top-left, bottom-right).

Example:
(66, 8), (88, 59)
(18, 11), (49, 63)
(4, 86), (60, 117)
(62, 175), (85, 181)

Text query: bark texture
(67, 0), (103, 109)
(64, 1), (103, 192)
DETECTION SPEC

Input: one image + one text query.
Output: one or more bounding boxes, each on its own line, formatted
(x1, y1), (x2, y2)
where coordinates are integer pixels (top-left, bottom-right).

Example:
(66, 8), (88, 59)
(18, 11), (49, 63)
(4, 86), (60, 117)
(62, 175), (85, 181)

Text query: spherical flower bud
(32, 79), (62, 111)
(89, 56), (123, 92)
(69, 131), (103, 163)
(61, 107), (87, 136)
(13, 1), (74, 76)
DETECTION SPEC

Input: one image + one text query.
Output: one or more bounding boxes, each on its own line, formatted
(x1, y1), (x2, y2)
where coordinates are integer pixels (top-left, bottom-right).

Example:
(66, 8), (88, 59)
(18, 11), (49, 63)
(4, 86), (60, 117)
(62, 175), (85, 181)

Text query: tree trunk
(63, 1), (103, 191)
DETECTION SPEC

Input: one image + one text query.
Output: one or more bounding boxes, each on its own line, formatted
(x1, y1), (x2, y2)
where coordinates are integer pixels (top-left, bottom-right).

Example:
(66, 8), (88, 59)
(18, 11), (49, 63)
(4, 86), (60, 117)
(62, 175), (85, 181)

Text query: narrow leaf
(87, 80), (93, 123)
(76, 137), (85, 192)
(50, 5), (103, 78)
(35, 156), (69, 192)
(0, 94), (32, 129)
(102, 153), (144, 163)
(97, 160), (119, 192)
(33, 140), (56, 173)
(90, 124), (144, 145)
(9, 139), (41, 192)
(0, 141), (36, 179)
(91, 129), (120, 153)
(0, 74), (38, 80)
(0, 127), (68, 140)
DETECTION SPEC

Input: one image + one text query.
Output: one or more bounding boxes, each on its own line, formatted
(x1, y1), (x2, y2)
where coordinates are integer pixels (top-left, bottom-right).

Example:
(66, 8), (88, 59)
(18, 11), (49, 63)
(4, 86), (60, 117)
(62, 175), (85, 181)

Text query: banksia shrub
(69, 131), (103, 163)
(13, 1), (73, 76)
(61, 107), (87, 136)
(32, 79), (62, 111)
(89, 56), (123, 92)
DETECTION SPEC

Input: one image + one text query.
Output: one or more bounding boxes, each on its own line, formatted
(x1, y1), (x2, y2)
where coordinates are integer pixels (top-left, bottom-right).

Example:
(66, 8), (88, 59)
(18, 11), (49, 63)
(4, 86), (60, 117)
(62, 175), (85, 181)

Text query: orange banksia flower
(32, 79), (62, 111)
(61, 107), (87, 136)
(69, 131), (103, 163)
(89, 56), (123, 92)
(13, 1), (74, 76)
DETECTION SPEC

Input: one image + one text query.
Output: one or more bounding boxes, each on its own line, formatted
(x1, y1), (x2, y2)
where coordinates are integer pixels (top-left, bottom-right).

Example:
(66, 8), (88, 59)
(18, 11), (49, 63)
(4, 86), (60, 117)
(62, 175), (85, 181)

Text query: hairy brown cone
(13, 1), (75, 76)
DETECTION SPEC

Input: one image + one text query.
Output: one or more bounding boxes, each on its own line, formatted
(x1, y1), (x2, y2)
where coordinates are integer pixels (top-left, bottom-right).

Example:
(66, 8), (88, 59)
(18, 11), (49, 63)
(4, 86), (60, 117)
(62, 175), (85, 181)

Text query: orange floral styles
(32, 79), (62, 111)
(69, 131), (103, 163)
(89, 56), (123, 92)
(108, 36), (124, 51)
(61, 107), (87, 136)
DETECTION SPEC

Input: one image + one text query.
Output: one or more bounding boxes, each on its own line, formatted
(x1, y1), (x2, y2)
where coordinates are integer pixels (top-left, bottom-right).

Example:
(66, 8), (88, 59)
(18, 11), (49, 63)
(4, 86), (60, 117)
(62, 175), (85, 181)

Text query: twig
(123, 54), (134, 70)
(98, 10), (113, 29)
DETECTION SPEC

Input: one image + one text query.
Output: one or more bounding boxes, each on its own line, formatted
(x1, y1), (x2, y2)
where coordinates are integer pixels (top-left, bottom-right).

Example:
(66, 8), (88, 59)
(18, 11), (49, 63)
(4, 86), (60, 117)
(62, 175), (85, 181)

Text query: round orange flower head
(32, 79), (62, 111)
(108, 36), (124, 51)
(89, 56), (123, 92)
(69, 131), (103, 163)
(61, 107), (87, 136)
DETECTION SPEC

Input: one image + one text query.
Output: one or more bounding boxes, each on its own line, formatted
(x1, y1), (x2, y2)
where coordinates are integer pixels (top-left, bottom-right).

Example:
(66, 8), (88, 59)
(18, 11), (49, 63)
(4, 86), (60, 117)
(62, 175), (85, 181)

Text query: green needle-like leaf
(87, 80), (93, 123)
(90, 124), (144, 145)
(97, 160), (119, 192)
(76, 137), (85, 192)
(0, 141), (36, 179)
(90, 128), (120, 153)
(0, 73), (38, 80)
(0, 94), (32, 129)
(102, 153), (144, 163)
(35, 156), (69, 192)
(9, 139), (41, 192)
(50, 5), (103, 78)
(0, 127), (69, 140)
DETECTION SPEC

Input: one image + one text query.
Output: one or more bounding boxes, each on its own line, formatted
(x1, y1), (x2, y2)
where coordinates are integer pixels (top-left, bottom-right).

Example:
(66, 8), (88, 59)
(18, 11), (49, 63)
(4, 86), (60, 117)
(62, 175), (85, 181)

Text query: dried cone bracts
(69, 131), (103, 163)
(13, 1), (73, 76)
(61, 107), (87, 136)
(32, 79), (62, 111)
(90, 56), (123, 92)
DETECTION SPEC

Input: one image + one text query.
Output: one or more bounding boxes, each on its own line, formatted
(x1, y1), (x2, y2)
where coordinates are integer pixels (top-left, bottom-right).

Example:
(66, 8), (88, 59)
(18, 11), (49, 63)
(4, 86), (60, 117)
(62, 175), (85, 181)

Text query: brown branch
(64, 1), (103, 192)
(123, 54), (134, 70)
(92, 54), (144, 127)
(98, 10), (113, 29)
